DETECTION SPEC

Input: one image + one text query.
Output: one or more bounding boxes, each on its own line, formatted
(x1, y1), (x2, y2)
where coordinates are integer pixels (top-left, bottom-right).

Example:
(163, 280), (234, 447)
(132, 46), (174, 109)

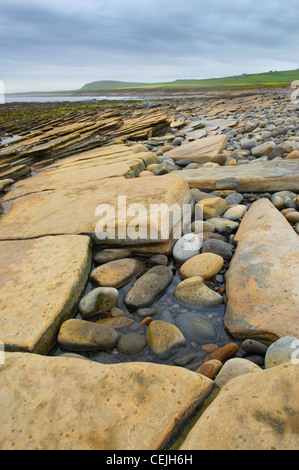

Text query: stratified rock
(147, 320), (187, 359)
(180, 362), (299, 450)
(0, 352), (213, 450)
(177, 160), (299, 192)
(0, 150), (192, 244)
(0, 179), (14, 192)
(79, 288), (119, 319)
(224, 199), (299, 342)
(123, 266), (173, 309)
(90, 259), (146, 288)
(164, 135), (227, 163)
(0, 235), (91, 354)
(58, 319), (119, 351)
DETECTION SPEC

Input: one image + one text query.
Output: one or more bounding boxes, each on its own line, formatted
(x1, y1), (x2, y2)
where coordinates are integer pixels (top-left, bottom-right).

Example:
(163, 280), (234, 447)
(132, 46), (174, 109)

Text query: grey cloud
(1, 0), (299, 91)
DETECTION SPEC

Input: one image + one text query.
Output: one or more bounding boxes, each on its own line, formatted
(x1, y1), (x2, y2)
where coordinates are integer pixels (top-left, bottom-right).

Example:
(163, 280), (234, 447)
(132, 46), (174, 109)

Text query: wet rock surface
(1, 90), (299, 450)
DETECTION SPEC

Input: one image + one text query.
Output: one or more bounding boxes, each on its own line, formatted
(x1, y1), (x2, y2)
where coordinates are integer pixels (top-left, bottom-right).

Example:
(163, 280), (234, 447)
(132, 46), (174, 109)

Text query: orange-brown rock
(0, 352), (214, 450)
(224, 198), (299, 342)
(196, 360), (223, 379)
(204, 343), (239, 363)
(286, 150), (299, 159)
(180, 362), (299, 450)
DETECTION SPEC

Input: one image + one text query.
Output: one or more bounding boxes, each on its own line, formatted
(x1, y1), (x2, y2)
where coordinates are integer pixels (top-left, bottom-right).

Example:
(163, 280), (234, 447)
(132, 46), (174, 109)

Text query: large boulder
(0, 352), (213, 450)
(224, 199), (299, 342)
(180, 362), (299, 450)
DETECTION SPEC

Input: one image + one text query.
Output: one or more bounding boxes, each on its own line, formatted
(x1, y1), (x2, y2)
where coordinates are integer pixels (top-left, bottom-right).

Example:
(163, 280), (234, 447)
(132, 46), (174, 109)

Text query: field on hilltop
(79, 69), (299, 94)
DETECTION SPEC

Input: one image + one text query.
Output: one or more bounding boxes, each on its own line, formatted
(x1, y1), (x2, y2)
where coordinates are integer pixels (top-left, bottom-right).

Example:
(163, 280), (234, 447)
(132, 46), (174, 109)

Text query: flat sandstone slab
(177, 160), (299, 192)
(164, 135), (227, 163)
(224, 199), (299, 342)
(0, 353), (213, 450)
(0, 236), (91, 354)
(180, 362), (299, 450)
(0, 146), (191, 243)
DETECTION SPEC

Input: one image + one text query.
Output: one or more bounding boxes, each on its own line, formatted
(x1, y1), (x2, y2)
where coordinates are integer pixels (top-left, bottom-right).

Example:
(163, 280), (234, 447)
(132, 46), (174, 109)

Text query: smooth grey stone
(175, 158), (193, 167)
(136, 306), (159, 318)
(173, 233), (202, 264)
(172, 138), (183, 146)
(265, 336), (299, 369)
(117, 333), (148, 356)
(202, 239), (233, 261)
(152, 163), (169, 175)
(147, 254), (168, 267)
(284, 199), (298, 209)
(176, 313), (218, 343)
(184, 163), (198, 170)
(185, 352), (211, 371)
(242, 355), (265, 366)
(78, 287), (119, 319)
(123, 266), (174, 309)
(173, 353), (203, 367)
(268, 146), (286, 160)
(159, 309), (176, 325)
(272, 190), (297, 201)
(242, 339), (268, 355)
(225, 193), (244, 205)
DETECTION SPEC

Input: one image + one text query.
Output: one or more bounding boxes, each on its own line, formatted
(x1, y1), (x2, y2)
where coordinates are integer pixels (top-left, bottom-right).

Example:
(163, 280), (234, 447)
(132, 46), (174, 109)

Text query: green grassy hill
(81, 80), (146, 90)
(79, 69), (299, 93)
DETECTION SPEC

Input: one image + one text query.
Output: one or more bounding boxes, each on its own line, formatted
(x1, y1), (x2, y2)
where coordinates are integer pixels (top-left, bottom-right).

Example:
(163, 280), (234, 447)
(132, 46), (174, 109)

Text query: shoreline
(0, 90), (298, 450)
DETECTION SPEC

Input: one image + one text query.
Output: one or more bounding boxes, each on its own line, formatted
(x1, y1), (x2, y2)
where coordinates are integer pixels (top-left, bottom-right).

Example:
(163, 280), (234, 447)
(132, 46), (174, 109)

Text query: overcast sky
(1, 0), (299, 92)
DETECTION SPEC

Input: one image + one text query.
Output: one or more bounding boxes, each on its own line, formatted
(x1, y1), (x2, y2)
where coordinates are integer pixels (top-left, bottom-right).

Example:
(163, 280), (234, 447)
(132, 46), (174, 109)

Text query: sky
(1, 0), (299, 93)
